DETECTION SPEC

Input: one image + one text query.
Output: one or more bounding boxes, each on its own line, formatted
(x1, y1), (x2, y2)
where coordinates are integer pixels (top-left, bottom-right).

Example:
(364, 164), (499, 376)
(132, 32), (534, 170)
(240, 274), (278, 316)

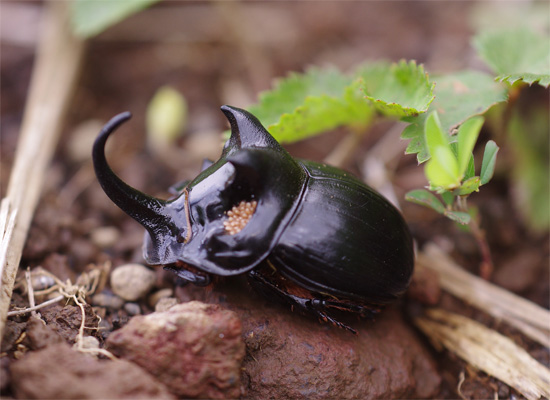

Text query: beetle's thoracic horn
(221, 105), (281, 151)
(92, 112), (177, 237)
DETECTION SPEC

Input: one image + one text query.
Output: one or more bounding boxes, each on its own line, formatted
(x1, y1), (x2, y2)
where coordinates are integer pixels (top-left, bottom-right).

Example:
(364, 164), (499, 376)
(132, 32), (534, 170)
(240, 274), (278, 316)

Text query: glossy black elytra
(93, 105), (414, 333)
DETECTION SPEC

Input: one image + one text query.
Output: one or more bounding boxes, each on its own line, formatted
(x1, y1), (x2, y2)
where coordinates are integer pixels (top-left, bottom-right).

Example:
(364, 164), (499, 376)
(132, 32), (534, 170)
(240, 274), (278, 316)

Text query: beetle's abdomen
(270, 161), (414, 304)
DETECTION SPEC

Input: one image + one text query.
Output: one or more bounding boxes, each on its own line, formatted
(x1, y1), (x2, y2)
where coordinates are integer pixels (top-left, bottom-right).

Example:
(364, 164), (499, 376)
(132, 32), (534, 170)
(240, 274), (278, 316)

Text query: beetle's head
(93, 106), (304, 282)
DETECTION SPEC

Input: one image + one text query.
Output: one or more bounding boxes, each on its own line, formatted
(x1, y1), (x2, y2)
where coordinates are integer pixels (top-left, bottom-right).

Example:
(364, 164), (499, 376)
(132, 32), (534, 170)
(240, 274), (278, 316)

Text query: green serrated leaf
(474, 27), (550, 88)
(496, 73), (550, 88)
(444, 210), (471, 225)
(455, 176), (481, 195)
(248, 68), (374, 143)
(405, 190), (445, 214)
(401, 70), (508, 163)
(402, 123), (430, 163)
(357, 60), (435, 118)
(480, 140), (499, 185)
(457, 116), (484, 176)
(425, 147), (461, 189)
(71, 0), (161, 38)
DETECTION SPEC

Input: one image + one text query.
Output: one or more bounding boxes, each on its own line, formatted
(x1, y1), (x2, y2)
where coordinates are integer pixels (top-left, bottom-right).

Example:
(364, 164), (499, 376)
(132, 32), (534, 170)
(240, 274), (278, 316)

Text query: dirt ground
(1, 1), (548, 399)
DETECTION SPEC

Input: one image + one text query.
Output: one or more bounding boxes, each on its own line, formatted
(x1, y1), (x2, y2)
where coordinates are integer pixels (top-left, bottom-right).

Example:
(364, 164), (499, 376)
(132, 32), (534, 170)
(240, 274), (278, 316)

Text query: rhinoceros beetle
(93, 105), (414, 333)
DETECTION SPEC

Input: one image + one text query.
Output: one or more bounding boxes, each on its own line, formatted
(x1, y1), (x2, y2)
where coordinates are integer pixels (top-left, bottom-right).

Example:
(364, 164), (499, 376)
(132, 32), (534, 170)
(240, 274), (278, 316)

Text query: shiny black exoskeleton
(93, 106), (414, 333)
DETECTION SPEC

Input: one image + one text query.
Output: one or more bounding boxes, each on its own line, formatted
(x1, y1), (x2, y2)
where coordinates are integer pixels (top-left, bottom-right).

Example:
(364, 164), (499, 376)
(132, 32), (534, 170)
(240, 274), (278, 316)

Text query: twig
(415, 308), (550, 400)
(24, 268), (37, 318)
(457, 371), (467, 400)
(417, 243), (550, 347)
(7, 295), (64, 317)
(0, 198), (18, 280)
(0, 2), (85, 342)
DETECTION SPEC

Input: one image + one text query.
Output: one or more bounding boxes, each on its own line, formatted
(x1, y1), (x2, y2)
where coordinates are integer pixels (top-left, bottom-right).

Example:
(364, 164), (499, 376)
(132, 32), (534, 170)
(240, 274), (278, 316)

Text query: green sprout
(406, 111), (499, 225)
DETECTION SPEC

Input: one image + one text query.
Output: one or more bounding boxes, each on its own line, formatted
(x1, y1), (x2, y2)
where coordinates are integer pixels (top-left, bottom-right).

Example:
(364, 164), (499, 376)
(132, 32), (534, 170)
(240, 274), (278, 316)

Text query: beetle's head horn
(92, 112), (179, 244)
(221, 105), (282, 153)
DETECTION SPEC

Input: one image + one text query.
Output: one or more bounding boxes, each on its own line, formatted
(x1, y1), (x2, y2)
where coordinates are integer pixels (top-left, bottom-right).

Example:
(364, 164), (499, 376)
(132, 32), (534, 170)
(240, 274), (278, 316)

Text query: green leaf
(71, 0), (161, 38)
(424, 111), (448, 157)
(473, 27), (550, 88)
(464, 155), (476, 180)
(441, 191), (455, 206)
(455, 176), (481, 195)
(248, 68), (374, 143)
(457, 116), (484, 176)
(425, 147), (461, 189)
(405, 190), (445, 214)
(401, 71), (508, 163)
(358, 60), (435, 118)
(480, 140), (499, 185)
(401, 123), (429, 162)
(507, 107), (549, 230)
(444, 210), (471, 225)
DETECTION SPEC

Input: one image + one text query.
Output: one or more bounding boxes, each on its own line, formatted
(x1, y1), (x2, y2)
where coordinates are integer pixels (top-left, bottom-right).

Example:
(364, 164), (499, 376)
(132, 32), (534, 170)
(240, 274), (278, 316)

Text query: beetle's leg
(247, 269), (357, 334)
(310, 298), (381, 321)
(163, 265), (212, 287)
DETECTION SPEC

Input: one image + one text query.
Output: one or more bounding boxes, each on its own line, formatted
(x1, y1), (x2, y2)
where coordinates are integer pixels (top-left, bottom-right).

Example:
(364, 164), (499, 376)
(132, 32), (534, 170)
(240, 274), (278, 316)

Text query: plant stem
(323, 126), (367, 168)
(469, 216), (494, 280)
(456, 196), (494, 279)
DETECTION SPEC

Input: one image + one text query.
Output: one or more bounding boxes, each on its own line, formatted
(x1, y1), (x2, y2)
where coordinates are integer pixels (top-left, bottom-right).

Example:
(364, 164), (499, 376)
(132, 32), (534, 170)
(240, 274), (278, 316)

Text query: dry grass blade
(417, 243), (550, 347)
(0, 2), (85, 341)
(0, 198), (18, 280)
(415, 308), (550, 400)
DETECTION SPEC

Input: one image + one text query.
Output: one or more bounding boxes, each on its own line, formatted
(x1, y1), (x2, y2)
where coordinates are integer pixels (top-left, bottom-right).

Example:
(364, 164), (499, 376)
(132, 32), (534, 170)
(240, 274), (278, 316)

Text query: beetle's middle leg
(247, 267), (361, 334)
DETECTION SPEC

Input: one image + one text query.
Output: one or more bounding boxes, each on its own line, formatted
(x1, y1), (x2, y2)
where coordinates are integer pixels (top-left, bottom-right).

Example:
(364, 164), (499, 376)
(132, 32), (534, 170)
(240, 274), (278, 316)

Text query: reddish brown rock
(9, 343), (175, 399)
(177, 276), (442, 399)
(106, 301), (245, 399)
(238, 307), (440, 399)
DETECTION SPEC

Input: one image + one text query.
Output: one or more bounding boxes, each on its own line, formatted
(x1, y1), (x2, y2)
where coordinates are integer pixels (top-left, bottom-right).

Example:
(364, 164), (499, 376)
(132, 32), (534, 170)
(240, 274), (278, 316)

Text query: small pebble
(148, 288), (173, 308)
(92, 292), (124, 310)
(98, 318), (113, 340)
(90, 226), (121, 249)
(31, 273), (56, 292)
(110, 264), (156, 301)
(124, 302), (141, 316)
(155, 297), (178, 312)
(78, 336), (100, 350)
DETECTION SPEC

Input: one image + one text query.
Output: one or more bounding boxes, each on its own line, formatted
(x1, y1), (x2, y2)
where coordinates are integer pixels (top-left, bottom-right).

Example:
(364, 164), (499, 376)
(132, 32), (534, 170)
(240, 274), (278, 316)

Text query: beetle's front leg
(247, 268), (358, 334)
(163, 264), (212, 287)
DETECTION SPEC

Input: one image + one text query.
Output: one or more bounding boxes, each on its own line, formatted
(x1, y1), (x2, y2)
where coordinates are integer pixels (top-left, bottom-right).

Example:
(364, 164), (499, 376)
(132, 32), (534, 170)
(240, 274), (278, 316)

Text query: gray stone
(110, 264), (156, 301)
